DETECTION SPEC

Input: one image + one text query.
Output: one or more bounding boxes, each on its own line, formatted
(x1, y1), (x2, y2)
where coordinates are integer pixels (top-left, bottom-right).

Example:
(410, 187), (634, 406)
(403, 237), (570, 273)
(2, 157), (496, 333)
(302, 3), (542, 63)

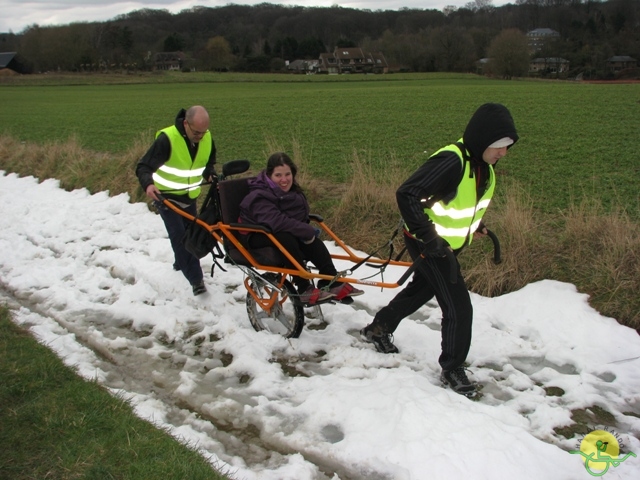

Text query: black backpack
(182, 185), (221, 259)
(182, 160), (251, 274)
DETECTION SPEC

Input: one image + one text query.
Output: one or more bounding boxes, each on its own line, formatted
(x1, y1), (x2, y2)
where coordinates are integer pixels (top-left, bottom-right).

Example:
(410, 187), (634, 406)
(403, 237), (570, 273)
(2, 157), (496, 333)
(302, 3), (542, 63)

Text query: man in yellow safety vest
(136, 105), (217, 296)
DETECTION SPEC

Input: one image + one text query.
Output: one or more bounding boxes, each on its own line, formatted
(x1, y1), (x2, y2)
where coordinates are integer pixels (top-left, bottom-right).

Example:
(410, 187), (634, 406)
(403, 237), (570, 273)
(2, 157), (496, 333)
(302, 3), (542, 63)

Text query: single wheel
(245, 273), (304, 338)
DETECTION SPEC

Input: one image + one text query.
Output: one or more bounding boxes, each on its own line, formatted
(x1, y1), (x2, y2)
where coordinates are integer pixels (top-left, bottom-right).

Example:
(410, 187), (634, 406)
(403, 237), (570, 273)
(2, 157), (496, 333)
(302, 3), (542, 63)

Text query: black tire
(246, 274), (304, 338)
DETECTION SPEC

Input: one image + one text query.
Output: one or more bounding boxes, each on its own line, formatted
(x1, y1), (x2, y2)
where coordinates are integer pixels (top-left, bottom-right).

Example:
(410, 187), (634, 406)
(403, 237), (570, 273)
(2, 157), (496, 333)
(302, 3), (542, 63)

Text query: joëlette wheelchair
(159, 160), (499, 338)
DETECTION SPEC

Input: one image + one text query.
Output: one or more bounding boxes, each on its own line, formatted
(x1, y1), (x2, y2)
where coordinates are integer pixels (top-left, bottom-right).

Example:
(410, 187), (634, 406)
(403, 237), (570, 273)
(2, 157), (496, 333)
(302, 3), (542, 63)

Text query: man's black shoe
(441, 367), (477, 396)
(360, 325), (399, 354)
(192, 281), (207, 296)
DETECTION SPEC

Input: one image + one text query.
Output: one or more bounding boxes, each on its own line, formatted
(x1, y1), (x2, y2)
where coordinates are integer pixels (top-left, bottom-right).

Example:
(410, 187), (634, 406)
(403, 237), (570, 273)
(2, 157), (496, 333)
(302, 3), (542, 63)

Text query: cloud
(2, 1), (202, 33)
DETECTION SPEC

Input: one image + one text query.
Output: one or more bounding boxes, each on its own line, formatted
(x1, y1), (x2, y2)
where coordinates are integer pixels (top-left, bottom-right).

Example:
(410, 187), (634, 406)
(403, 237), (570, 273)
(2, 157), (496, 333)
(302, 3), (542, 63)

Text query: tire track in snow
(1, 283), (387, 480)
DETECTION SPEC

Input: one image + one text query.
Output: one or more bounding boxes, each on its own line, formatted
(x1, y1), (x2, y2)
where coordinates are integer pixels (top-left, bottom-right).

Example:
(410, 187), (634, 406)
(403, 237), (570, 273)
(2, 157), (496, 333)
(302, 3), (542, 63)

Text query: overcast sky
(1, 0), (511, 35)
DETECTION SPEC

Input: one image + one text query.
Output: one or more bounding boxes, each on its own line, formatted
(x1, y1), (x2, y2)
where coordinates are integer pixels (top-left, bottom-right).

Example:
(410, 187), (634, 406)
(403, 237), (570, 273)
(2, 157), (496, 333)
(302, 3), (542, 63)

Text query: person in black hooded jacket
(360, 103), (519, 397)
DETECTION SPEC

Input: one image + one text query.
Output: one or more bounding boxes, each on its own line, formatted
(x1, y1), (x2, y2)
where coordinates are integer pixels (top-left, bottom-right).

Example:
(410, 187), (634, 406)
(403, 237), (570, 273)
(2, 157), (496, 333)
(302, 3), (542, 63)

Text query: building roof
(0, 51), (17, 68)
(154, 51), (185, 61)
(531, 57), (569, 63)
(334, 48), (365, 60)
(368, 52), (387, 66)
(318, 53), (335, 67)
(607, 56), (637, 62)
(318, 48), (387, 71)
(287, 59), (319, 70)
(527, 28), (560, 37)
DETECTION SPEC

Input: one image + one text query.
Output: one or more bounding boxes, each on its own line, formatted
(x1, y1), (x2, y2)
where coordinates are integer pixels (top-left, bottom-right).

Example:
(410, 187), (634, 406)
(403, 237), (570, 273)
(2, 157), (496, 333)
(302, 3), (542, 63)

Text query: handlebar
(485, 228), (502, 264)
(397, 229), (502, 286)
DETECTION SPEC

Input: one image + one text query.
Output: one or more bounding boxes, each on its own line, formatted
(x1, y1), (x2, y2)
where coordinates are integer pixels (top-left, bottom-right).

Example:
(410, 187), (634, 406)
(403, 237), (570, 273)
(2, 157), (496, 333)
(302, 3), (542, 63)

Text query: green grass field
(1, 72), (639, 329)
(2, 72), (638, 218)
(1, 72), (639, 477)
(0, 307), (229, 479)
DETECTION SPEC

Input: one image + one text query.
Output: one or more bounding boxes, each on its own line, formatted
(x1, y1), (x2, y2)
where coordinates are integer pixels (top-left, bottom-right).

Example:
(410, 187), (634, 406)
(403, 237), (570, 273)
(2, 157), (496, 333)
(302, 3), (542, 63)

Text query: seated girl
(239, 152), (363, 305)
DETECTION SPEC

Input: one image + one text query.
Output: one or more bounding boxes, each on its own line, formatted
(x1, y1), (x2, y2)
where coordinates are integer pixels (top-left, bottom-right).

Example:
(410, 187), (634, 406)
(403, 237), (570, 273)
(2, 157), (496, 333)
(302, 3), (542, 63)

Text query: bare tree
(465, 0), (495, 11)
(429, 26), (476, 72)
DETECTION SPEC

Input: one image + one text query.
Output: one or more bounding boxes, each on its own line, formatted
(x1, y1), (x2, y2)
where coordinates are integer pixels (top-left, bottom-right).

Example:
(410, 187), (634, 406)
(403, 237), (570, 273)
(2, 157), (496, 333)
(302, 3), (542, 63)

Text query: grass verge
(0, 306), (231, 480)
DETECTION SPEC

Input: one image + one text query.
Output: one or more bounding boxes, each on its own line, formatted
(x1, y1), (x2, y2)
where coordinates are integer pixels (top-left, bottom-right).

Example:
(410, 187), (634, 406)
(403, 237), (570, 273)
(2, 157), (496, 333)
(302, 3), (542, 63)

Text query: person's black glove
(203, 165), (217, 182)
(422, 236), (449, 258)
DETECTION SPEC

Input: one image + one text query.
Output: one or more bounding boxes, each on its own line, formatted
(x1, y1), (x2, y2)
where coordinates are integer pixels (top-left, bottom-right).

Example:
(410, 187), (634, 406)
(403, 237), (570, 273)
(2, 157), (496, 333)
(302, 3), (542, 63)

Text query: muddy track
(1, 285), (376, 480)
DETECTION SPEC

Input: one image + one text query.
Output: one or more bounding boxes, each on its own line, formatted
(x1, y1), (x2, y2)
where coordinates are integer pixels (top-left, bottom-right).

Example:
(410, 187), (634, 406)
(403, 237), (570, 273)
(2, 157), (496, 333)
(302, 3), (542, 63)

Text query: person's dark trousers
(155, 201), (203, 286)
(370, 235), (473, 371)
(247, 232), (336, 291)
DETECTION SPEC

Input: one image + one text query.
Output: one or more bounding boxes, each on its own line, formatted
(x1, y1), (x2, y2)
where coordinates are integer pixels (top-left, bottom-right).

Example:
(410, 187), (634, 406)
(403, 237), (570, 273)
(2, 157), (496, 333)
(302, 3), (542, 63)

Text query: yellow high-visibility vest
(152, 126), (212, 199)
(418, 142), (495, 249)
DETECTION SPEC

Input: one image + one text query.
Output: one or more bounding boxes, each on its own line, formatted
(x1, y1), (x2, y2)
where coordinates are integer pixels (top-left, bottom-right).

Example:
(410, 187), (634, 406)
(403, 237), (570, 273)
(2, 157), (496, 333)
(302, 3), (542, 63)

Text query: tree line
(0, 0), (638, 78)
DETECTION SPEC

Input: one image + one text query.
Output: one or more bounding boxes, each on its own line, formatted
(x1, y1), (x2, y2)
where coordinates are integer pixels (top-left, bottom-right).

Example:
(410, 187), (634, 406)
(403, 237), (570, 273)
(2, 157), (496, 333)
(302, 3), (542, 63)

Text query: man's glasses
(186, 121), (208, 136)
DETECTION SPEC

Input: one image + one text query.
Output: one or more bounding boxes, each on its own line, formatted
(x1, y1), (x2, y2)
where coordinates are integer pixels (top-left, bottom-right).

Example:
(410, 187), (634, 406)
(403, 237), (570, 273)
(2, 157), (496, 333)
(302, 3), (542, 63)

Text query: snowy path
(2, 172), (639, 480)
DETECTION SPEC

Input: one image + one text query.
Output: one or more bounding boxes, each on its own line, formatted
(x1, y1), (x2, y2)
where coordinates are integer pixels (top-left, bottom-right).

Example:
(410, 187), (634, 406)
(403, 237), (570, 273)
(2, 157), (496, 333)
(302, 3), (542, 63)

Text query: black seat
(219, 177), (250, 225)
(218, 177), (285, 267)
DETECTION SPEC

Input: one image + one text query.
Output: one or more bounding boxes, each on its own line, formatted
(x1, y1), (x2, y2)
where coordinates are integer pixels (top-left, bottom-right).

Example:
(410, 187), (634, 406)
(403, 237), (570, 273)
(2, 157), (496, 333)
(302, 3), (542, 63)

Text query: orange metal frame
(162, 199), (413, 290)
(243, 275), (287, 316)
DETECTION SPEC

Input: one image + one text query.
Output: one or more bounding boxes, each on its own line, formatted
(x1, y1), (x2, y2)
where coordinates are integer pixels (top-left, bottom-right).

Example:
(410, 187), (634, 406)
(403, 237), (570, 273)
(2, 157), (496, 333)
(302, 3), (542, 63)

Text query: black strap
(206, 242), (227, 277)
(394, 246), (407, 262)
(352, 217), (406, 282)
(485, 228), (502, 264)
(454, 141), (474, 180)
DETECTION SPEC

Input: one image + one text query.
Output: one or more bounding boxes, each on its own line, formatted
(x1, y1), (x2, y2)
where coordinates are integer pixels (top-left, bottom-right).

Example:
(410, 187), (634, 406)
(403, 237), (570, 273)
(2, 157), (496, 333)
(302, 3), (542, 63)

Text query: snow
(1, 170), (639, 480)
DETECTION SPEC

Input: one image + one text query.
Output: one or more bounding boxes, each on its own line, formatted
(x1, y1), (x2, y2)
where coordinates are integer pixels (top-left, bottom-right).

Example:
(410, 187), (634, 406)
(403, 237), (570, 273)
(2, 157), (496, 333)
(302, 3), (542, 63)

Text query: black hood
(462, 103), (519, 160)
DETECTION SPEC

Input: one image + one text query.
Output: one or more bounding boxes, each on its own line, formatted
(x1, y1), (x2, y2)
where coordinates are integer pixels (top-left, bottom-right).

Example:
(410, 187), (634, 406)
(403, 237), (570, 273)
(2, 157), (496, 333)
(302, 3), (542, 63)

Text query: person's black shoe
(441, 366), (477, 396)
(192, 281), (207, 296)
(360, 325), (399, 354)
